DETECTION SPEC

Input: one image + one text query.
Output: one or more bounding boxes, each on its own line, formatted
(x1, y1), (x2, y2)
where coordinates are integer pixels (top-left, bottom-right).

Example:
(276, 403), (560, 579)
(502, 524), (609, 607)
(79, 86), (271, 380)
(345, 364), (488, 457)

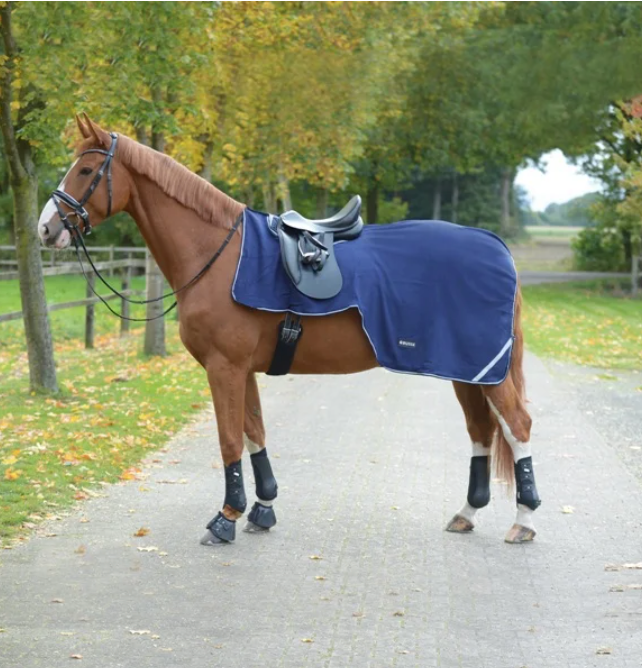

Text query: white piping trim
(472, 336), (514, 383)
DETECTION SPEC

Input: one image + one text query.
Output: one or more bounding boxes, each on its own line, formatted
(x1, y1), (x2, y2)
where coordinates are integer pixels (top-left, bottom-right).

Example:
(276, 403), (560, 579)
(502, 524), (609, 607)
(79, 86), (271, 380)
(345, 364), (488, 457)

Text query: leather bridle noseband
(52, 132), (118, 237)
(47, 131), (243, 322)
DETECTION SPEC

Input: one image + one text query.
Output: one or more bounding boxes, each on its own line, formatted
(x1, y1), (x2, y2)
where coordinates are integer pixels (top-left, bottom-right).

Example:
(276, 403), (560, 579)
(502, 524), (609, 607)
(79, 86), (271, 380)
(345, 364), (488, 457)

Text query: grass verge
(522, 280), (642, 370)
(1, 275), (208, 544)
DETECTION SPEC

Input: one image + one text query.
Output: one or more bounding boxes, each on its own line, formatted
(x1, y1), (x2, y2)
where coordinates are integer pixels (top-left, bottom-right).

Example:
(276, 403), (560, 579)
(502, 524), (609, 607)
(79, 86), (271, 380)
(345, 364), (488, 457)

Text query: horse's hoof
(504, 524), (536, 544)
(243, 520), (270, 533)
(246, 501), (277, 530)
(200, 529), (231, 546)
(445, 514), (475, 533)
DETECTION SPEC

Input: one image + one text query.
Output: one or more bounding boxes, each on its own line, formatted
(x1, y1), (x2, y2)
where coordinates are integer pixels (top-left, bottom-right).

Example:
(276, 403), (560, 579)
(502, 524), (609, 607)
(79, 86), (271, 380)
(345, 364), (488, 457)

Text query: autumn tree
(0, 2), (58, 393)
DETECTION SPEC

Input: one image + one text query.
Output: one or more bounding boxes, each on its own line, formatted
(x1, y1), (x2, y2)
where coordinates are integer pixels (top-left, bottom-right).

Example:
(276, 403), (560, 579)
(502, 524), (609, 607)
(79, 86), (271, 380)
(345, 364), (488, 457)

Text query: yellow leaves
(133, 527), (150, 537)
(4, 468), (23, 481)
(120, 467), (142, 481)
(1, 450), (20, 466)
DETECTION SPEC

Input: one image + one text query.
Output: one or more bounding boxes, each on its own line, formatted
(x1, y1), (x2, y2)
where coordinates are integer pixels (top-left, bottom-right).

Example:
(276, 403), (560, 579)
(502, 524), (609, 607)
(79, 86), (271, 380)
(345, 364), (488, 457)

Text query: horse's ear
(82, 113), (110, 148)
(75, 114), (91, 139)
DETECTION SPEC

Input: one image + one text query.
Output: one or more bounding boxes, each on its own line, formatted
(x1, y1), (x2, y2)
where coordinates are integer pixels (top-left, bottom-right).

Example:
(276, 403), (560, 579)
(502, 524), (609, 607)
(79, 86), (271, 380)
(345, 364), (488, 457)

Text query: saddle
(270, 195), (364, 299)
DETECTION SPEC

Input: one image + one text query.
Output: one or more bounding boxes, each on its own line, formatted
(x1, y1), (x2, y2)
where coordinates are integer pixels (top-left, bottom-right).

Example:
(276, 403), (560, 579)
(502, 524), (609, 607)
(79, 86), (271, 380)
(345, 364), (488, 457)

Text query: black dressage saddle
(269, 195), (364, 299)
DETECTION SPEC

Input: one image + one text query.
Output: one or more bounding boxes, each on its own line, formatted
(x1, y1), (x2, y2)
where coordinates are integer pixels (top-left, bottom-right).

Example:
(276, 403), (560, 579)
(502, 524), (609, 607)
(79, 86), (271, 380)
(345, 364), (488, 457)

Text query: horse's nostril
(42, 224), (49, 237)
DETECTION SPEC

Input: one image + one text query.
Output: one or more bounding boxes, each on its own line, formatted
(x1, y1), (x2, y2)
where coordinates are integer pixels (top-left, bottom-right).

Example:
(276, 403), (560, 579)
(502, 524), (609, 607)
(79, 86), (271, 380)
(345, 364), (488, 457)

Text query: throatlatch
(467, 455), (491, 509)
(515, 456), (541, 510)
(267, 312), (303, 376)
(247, 449), (278, 529)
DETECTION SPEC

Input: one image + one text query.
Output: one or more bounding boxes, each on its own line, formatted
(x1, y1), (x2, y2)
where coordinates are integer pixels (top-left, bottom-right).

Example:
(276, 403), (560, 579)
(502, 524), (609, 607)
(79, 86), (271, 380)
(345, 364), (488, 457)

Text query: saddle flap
(276, 224), (343, 300)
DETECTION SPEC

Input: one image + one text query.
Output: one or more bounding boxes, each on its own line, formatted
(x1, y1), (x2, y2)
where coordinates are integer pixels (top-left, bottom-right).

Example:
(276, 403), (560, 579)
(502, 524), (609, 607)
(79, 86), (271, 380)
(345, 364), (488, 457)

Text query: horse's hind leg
(483, 378), (541, 544)
(242, 372), (278, 533)
(446, 382), (495, 533)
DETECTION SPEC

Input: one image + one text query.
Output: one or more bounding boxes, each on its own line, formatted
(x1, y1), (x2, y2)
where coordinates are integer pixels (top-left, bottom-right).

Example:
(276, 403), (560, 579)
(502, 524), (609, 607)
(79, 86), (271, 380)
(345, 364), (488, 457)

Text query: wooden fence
(0, 246), (151, 348)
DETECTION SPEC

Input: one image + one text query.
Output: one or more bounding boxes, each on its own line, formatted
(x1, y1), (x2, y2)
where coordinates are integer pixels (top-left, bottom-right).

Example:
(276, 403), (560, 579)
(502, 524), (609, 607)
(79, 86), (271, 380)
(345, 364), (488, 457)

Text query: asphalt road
(1, 354), (641, 668)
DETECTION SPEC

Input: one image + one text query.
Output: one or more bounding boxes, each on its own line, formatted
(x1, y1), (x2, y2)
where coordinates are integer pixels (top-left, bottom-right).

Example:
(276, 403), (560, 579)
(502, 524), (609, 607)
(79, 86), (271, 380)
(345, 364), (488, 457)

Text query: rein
(50, 133), (244, 322)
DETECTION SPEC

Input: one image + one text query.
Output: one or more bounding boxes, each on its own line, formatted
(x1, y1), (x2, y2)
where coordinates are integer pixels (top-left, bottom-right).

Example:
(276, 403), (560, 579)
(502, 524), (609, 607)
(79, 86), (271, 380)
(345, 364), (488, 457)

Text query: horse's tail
(491, 285), (525, 490)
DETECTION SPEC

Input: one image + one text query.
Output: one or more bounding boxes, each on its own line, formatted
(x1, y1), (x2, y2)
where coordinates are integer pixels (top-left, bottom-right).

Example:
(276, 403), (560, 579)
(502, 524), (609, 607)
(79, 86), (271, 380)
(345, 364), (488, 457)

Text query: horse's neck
(125, 174), (236, 289)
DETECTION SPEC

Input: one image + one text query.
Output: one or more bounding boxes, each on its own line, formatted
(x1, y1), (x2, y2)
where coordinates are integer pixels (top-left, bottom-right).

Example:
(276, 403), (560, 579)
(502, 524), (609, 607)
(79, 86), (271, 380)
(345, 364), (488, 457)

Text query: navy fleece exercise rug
(232, 208), (517, 384)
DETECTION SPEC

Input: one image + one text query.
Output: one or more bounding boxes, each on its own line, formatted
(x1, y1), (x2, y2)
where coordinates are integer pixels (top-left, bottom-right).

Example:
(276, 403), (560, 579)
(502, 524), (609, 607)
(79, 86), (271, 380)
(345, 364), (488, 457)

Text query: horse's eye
(79, 167), (93, 176)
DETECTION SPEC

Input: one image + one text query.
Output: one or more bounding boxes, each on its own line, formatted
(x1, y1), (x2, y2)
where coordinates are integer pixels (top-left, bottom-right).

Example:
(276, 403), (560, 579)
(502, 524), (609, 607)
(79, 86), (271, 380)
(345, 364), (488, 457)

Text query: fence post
(85, 272), (95, 349)
(633, 255), (639, 299)
(109, 245), (115, 277)
(120, 252), (132, 336)
(144, 250), (166, 356)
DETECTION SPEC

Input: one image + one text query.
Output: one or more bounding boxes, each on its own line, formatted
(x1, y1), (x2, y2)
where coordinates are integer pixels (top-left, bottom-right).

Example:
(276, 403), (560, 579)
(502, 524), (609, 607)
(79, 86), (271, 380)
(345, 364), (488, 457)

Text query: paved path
(1, 354), (641, 668)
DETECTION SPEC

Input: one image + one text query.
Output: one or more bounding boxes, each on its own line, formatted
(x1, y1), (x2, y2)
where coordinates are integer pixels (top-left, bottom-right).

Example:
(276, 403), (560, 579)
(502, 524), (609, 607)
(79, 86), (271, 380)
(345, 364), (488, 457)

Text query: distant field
(524, 225), (582, 240)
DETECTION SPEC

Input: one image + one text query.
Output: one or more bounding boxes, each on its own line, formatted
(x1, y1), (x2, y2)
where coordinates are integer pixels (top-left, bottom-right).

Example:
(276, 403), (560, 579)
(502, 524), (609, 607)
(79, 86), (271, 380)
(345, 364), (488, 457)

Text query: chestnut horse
(38, 116), (541, 545)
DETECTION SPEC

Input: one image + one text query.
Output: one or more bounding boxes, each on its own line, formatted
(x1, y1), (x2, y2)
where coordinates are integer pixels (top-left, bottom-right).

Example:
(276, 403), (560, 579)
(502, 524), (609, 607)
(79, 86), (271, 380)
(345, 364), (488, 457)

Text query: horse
(37, 115), (541, 546)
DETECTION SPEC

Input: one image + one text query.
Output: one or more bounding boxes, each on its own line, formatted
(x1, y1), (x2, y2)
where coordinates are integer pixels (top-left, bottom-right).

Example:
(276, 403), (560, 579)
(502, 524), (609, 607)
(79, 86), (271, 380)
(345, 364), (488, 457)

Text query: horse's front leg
(242, 372), (278, 533)
(201, 358), (249, 546)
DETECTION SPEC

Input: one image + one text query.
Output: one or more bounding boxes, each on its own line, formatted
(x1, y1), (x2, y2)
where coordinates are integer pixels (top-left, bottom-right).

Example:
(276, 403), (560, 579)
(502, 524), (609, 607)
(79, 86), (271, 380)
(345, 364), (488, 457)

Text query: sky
(514, 149), (602, 212)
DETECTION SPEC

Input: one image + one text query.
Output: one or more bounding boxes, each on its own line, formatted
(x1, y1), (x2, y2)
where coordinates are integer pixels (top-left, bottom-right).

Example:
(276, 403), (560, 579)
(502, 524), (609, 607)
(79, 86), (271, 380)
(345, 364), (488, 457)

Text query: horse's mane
(115, 135), (244, 228)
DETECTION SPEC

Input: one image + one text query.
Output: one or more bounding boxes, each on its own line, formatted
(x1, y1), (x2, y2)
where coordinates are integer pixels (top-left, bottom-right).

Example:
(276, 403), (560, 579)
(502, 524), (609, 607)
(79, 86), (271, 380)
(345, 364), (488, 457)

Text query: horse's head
(38, 115), (131, 249)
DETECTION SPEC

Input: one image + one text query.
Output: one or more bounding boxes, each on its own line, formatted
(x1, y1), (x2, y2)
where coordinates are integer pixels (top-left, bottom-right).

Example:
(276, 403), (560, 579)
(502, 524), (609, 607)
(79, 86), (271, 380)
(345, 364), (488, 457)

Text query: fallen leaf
(137, 546), (158, 553)
(129, 629), (151, 635)
(561, 505), (575, 514)
(352, 612), (365, 618)
(151, 635), (160, 639)
(605, 562), (642, 571)
(301, 638), (314, 643)
(596, 647), (612, 655)
(309, 555), (323, 561)
(393, 611), (405, 617)
(314, 576), (326, 581)
(75, 545), (86, 555)
(397, 649), (410, 655)
(70, 654), (83, 660)
(610, 584), (642, 592)
(134, 527), (150, 538)
(51, 598), (64, 603)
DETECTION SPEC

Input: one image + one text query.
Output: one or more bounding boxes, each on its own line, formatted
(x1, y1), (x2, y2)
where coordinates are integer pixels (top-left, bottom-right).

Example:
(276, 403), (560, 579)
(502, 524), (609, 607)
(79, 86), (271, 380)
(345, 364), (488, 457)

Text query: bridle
(52, 132), (118, 237)
(47, 131), (243, 322)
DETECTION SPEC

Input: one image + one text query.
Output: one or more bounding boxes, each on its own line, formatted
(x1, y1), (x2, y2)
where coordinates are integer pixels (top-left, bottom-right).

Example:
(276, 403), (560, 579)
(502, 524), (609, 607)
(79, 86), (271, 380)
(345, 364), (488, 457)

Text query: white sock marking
(243, 434), (263, 455)
(515, 503), (535, 530)
(471, 441), (489, 457)
(486, 398), (532, 463)
(457, 501), (478, 524)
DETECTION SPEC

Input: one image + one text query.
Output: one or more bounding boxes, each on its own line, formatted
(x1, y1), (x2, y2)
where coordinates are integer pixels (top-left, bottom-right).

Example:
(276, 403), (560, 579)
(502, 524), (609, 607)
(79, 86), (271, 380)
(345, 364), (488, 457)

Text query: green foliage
(541, 193), (599, 227)
(572, 224), (627, 272)
(523, 280), (642, 369)
(377, 197), (409, 225)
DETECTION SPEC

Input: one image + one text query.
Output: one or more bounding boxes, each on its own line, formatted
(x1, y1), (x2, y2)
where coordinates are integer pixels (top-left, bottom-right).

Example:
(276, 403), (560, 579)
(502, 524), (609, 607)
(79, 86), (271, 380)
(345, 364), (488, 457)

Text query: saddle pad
(232, 208), (518, 384)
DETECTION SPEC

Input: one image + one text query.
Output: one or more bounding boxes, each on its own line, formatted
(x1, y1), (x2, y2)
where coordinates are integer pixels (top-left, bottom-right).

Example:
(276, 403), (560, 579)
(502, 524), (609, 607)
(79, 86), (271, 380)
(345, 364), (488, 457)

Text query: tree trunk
(277, 168), (291, 212)
(143, 251), (167, 357)
(500, 168), (512, 236)
(262, 183), (277, 213)
(143, 130), (167, 356)
(432, 178), (441, 220)
(622, 228), (633, 265)
(316, 187), (328, 218)
(197, 136), (214, 183)
(366, 182), (379, 224)
(0, 2), (58, 393)
(451, 173), (459, 224)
